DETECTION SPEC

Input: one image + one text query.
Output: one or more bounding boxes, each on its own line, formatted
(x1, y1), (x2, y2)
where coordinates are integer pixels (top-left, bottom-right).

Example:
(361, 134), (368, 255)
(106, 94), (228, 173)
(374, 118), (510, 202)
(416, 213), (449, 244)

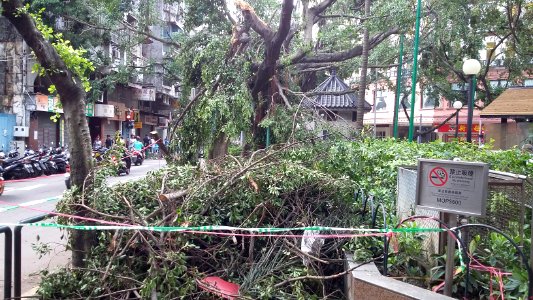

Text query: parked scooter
(0, 150), (35, 180)
(24, 149), (46, 177)
(38, 147), (58, 175)
(50, 147), (68, 173)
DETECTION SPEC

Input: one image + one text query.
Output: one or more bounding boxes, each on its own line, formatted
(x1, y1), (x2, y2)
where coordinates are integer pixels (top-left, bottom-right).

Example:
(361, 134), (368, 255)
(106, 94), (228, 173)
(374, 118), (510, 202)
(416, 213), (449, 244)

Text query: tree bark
(2, 0), (94, 267)
(208, 132), (229, 159)
(290, 27), (399, 65)
(355, 0), (371, 132)
(159, 190), (188, 202)
(236, 0), (294, 147)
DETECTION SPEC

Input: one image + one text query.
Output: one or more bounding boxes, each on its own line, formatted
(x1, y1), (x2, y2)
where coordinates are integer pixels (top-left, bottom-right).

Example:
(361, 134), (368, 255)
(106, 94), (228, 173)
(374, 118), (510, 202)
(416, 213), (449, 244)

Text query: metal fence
(0, 213), (52, 300)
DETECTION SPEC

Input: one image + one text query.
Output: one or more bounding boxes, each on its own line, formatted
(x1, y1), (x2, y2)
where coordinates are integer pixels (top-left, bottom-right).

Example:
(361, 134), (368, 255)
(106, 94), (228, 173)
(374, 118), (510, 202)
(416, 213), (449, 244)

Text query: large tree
(376, 0), (533, 114)
(173, 0), (400, 160)
(2, 0), (95, 266)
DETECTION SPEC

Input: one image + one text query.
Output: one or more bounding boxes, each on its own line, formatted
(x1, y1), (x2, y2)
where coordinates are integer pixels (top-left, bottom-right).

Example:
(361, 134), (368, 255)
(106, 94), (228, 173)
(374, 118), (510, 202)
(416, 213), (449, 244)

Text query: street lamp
(452, 100), (463, 139)
(462, 59), (481, 142)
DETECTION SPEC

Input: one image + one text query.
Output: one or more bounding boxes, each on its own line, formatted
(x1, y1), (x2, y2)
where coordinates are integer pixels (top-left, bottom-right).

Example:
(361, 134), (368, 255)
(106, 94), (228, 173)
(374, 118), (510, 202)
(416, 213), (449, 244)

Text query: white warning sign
(416, 159), (489, 216)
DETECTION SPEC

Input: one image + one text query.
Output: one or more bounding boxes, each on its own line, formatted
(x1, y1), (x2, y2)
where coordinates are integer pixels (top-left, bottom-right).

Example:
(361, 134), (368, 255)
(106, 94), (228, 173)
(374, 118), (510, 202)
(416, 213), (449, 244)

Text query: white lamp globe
(462, 59), (481, 75)
(452, 100), (463, 110)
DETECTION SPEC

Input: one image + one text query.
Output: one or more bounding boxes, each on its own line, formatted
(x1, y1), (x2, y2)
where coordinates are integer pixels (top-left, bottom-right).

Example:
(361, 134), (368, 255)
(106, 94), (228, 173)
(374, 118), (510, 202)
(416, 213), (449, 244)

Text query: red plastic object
(197, 276), (240, 299)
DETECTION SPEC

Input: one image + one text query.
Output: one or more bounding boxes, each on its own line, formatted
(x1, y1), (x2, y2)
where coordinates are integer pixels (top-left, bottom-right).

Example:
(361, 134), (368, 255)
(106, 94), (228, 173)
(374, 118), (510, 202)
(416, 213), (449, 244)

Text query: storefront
(107, 101), (128, 141)
(28, 94), (62, 149)
(142, 114), (158, 137)
(94, 103), (116, 141)
(435, 123), (485, 143)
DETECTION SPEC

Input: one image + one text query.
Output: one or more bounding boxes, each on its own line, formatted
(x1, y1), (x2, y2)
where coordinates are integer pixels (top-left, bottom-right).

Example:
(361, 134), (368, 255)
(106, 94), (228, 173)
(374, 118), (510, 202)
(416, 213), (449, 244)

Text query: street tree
(1, 0), (95, 267)
(350, 0), (533, 136)
(414, 0), (533, 106)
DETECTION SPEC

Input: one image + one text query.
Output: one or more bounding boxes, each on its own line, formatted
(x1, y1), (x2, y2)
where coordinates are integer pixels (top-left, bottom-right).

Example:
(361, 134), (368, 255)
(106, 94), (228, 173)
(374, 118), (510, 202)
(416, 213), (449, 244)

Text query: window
(423, 87), (437, 109)
(351, 111), (357, 122)
(376, 131), (386, 139)
(451, 83), (466, 91)
(490, 80), (510, 89)
(524, 79), (533, 87)
(322, 110), (337, 121)
(375, 90), (387, 111)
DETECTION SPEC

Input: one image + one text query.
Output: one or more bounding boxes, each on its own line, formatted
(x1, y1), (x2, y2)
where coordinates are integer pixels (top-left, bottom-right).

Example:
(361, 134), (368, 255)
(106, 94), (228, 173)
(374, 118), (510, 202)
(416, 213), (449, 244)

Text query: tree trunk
(355, 0), (371, 132)
(62, 95), (96, 267)
(2, 0), (94, 267)
(209, 132), (229, 159)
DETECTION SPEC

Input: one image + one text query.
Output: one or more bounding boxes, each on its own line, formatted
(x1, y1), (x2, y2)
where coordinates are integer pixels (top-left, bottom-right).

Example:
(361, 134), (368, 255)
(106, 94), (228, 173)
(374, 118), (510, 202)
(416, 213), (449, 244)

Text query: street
(0, 159), (167, 298)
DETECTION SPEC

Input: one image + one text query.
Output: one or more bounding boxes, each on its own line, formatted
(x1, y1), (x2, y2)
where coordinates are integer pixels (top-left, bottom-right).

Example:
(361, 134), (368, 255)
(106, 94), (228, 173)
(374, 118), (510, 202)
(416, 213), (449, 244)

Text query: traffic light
(125, 110), (134, 128)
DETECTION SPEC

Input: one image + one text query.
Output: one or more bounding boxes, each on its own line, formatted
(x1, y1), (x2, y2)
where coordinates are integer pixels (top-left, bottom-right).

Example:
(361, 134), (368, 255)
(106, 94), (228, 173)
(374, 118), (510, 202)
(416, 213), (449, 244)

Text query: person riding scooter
(130, 136), (145, 166)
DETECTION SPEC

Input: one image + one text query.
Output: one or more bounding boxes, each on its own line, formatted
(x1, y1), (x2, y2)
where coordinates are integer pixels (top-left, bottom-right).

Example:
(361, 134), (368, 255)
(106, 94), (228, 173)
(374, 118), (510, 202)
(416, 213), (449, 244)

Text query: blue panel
(0, 113), (17, 152)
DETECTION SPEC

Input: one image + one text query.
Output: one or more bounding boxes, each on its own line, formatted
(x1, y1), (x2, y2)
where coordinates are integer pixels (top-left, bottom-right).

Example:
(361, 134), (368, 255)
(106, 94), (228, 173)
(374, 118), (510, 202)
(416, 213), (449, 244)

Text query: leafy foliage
(25, 7), (95, 93)
(40, 138), (533, 298)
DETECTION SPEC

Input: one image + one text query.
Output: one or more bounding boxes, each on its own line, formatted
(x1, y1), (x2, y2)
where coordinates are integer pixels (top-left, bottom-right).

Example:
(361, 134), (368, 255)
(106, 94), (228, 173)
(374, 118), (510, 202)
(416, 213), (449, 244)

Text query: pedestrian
(124, 135), (130, 148)
(93, 135), (102, 149)
(153, 142), (160, 158)
(143, 134), (150, 147)
(105, 134), (113, 148)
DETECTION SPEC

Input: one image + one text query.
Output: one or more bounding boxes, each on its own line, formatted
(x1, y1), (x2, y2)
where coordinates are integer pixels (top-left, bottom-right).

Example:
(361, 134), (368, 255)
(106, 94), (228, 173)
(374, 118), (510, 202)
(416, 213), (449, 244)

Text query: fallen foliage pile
(42, 142), (361, 299)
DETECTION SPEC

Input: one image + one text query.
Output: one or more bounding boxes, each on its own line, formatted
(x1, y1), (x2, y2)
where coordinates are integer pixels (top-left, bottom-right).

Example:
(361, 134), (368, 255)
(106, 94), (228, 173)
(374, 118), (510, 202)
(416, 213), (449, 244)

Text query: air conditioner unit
(13, 126), (29, 137)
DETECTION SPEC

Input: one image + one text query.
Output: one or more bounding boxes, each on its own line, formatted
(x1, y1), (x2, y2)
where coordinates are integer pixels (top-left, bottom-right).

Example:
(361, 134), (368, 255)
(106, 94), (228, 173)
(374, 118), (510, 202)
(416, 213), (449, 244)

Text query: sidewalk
(0, 226), (70, 299)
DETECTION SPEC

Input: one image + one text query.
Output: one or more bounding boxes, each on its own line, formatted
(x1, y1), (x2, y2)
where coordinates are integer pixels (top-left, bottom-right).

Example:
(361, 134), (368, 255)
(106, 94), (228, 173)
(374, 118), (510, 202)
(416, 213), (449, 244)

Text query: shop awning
(480, 87), (533, 118)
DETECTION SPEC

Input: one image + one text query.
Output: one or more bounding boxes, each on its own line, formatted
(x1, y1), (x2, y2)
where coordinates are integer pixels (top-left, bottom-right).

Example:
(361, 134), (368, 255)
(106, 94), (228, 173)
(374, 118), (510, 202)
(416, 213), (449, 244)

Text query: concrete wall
(345, 255), (454, 300)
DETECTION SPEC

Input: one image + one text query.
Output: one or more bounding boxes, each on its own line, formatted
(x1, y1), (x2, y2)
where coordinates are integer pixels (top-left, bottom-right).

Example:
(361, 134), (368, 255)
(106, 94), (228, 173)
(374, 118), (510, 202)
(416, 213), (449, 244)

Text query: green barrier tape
(0, 222), (447, 234)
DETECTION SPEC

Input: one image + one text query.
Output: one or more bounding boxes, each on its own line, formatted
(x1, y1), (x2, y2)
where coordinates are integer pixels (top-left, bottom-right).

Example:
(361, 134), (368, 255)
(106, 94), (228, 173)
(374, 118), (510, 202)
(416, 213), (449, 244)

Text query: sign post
(416, 159), (489, 296)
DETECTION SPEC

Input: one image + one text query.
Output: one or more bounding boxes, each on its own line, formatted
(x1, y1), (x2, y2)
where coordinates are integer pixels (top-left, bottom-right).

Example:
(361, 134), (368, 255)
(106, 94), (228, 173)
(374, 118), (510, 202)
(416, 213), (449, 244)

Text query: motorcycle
(24, 150), (45, 177)
(0, 150), (34, 180)
(50, 147), (68, 173)
(131, 149), (144, 166)
(38, 148), (58, 175)
(65, 148), (130, 190)
(93, 146), (108, 163)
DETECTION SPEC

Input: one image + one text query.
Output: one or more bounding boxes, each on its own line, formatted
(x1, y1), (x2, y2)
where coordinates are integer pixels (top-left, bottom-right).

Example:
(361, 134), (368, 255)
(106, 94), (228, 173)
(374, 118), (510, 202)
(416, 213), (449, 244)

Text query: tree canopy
(3, 0), (531, 158)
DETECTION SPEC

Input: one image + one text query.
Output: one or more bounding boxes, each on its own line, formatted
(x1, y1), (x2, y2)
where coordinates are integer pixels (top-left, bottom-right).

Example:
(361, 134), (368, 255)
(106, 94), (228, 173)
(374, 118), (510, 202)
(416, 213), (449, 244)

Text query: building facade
(0, 0), (182, 152)
(361, 64), (533, 148)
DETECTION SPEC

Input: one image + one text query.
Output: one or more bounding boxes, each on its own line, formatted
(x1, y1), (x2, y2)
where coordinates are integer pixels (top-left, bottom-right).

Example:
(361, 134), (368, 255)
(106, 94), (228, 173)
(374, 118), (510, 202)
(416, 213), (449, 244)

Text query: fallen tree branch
(159, 190), (188, 202)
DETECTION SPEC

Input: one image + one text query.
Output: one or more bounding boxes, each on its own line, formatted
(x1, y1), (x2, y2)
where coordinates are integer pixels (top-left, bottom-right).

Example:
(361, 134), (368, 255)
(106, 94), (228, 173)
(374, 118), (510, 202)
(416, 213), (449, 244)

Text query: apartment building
(0, 0), (182, 152)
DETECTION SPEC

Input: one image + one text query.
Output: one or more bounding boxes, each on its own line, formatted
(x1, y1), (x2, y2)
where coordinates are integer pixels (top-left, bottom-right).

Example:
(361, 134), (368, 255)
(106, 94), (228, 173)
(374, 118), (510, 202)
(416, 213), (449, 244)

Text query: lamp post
(462, 59), (481, 142)
(452, 101), (463, 139)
